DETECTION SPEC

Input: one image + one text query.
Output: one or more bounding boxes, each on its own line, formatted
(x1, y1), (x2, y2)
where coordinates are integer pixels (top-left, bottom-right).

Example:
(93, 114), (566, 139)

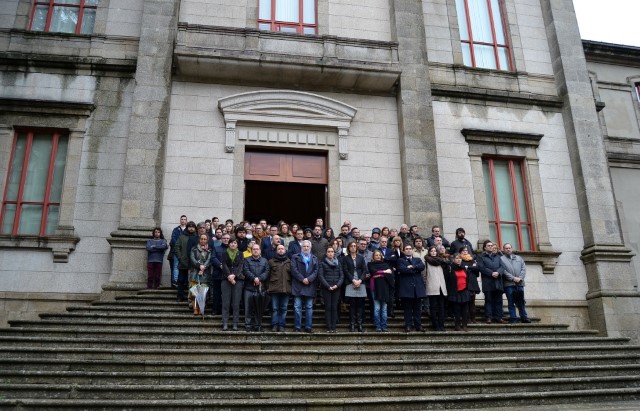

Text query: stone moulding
(0, 235), (80, 263)
(432, 84), (563, 108)
(173, 23), (401, 94)
(580, 243), (636, 264)
(218, 90), (357, 158)
(0, 98), (95, 117)
(461, 128), (544, 147)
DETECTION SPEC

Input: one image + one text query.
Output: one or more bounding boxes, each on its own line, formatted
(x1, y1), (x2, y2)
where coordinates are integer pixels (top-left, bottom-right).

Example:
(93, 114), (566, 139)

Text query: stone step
(3, 374), (640, 400)
(0, 326), (599, 340)
(8, 318), (565, 332)
(2, 344), (639, 362)
(1, 364), (639, 385)
(1, 387), (639, 410)
(0, 335), (629, 350)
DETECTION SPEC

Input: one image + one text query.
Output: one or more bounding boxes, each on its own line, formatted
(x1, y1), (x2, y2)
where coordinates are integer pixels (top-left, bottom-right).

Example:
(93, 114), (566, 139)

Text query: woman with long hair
(221, 237), (244, 331)
(145, 227), (167, 289)
(189, 234), (212, 315)
(444, 253), (481, 331)
(459, 246), (480, 323)
(318, 247), (344, 333)
(424, 246), (448, 331)
(368, 249), (394, 332)
(342, 240), (367, 332)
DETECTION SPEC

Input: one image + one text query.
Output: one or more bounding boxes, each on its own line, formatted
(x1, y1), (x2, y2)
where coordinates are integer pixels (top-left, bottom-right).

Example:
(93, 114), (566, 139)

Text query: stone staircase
(1, 288), (640, 410)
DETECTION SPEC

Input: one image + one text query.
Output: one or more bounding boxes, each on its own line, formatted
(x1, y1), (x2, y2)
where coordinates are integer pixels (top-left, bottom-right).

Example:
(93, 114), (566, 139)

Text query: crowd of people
(146, 216), (530, 333)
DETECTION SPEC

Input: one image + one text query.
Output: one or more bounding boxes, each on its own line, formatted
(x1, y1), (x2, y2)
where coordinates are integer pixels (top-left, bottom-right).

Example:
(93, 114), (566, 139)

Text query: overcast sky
(573, 0), (640, 46)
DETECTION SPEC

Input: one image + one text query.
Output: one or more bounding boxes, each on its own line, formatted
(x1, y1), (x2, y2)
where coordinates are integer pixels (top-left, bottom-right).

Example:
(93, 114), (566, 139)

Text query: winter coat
(424, 259), (448, 297)
(311, 236), (329, 260)
(477, 252), (504, 292)
(341, 254), (367, 283)
(318, 258), (344, 289)
(222, 250), (244, 280)
(189, 245), (212, 283)
(450, 238), (475, 255)
(268, 255), (292, 294)
(287, 241), (302, 259)
(291, 253), (319, 297)
(443, 263), (481, 297)
(397, 256), (427, 299)
(146, 239), (168, 263)
(500, 253), (526, 287)
(242, 256), (270, 291)
(175, 231), (197, 270)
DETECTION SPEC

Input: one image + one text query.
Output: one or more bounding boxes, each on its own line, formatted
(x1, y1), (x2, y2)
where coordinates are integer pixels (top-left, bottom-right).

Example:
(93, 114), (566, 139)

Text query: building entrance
(244, 150), (328, 227)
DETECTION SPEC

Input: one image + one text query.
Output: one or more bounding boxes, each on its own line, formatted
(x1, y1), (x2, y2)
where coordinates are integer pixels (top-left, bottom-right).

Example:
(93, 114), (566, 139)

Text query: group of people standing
(146, 216), (530, 332)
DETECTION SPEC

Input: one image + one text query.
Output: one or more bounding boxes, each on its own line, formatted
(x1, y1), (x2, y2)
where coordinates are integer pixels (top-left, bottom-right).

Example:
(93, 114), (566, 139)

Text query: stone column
(389, 0), (442, 229)
(540, 0), (639, 342)
(104, 0), (180, 298)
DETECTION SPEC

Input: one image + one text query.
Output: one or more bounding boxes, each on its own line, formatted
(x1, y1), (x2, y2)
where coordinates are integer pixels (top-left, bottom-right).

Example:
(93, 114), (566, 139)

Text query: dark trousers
(452, 301), (469, 327)
(484, 289), (504, 321)
(349, 297), (365, 326)
(322, 288), (340, 331)
(429, 293), (446, 331)
(468, 294), (476, 322)
(403, 297), (422, 329)
(176, 268), (189, 301)
(147, 262), (162, 289)
(209, 279), (222, 314)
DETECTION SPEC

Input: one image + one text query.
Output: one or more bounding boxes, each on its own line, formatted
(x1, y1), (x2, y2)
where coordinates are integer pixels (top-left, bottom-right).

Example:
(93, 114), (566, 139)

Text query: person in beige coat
(424, 246), (448, 331)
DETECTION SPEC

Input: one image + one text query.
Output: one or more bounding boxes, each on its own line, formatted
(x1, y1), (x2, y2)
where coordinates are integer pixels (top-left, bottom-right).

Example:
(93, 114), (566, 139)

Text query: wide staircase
(1, 288), (640, 410)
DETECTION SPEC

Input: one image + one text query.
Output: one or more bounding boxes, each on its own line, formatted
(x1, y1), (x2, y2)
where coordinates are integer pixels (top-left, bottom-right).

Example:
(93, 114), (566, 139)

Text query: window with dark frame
(29, 0), (97, 35)
(455, 0), (512, 71)
(635, 83), (640, 103)
(258, 0), (317, 34)
(482, 157), (535, 251)
(1, 129), (68, 237)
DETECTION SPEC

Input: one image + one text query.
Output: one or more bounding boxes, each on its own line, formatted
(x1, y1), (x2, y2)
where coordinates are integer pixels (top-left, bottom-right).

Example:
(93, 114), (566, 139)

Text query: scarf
(425, 255), (445, 266)
(451, 261), (465, 271)
(367, 261), (389, 277)
(226, 248), (238, 264)
(301, 252), (311, 271)
(324, 256), (339, 267)
(274, 254), (288, 262)
(462, 254), (474, 262)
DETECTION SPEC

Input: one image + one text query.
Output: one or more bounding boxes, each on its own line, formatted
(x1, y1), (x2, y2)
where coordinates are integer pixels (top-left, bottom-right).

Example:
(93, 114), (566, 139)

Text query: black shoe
(232, 325), (238, 331)
(222, 325), (228, 331)
(294, 328), (301, 332)
(272, 326), (278, 332)
(415, 326), (424, 332)
(521, 318), (532, 323)
(255, 326), (262, 332)
(350, 324), (356, 332)
(245, 327), (252, 332)
(405, 327), (411, 333)
(305, 328), (313, 334)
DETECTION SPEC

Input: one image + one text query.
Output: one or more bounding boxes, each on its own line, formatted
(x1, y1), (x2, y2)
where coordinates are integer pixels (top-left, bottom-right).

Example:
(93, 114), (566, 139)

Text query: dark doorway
(244, 181), (326, 227)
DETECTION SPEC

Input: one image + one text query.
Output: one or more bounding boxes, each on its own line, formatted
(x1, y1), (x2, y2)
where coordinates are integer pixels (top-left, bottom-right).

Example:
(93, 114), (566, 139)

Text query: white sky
(573, 0), (640, 46)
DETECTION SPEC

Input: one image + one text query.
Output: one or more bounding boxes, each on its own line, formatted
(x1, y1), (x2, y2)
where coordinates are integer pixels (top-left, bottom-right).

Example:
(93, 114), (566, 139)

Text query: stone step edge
(2, 352), (639, 366)
(1, 386), (640, 407)
(4, 374), (640, 393)
(3, 363), (639, 378)
(3, 344), (638, 356)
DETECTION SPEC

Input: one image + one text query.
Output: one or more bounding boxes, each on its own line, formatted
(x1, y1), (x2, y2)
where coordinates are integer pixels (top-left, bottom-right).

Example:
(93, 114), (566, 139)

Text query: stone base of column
(582, 244), (640, 343)
(103, 228), (151, 301)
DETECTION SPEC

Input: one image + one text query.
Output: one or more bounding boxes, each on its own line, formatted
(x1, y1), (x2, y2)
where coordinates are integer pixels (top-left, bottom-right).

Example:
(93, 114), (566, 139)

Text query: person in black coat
(444, 253), (482, 331)
(341, 240), (368, 332)
(221, 237), (244, 331)
(397, 243), (427, 332)
(368, 249), (394, 332)
(287, 229), (304, 258)
(476, 240), (505, 324)
(318, 247), (344, 333)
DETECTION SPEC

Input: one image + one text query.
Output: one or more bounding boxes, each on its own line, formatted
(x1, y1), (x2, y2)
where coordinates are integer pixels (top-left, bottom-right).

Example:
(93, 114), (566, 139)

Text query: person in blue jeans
(290, 240), (318, 333)
(267, 244), (291, 332)
(500, 243), (531, 323)
(367, 249), (393, 332)
(169, 215), (187, 287)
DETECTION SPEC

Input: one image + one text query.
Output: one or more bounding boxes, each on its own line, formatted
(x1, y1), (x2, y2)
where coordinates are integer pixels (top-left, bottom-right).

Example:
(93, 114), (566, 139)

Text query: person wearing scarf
(424, 246), (448, 331)
(341, 240), (368, 332)
(444, 253), (481, 331)
(189, 234), (212, 315)
(318, 247), (344, 333)
(221, 237), (244, 331)
(291, 240), (318, 333)
(459, 246), (480, 323)
(397, 244), (427, 332)
(367, 249), (394, 332)
(268, 244), (292, 332)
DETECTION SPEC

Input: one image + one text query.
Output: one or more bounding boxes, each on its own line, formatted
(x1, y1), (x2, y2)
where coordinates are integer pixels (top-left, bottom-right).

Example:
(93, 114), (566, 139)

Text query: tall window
(635, 83), (640, 103)
(1, 130), (68, 236)
(455, 0), (512, 70)
(482, 158), (535, 250)
(30, 0), (97, 35)
(258, 0), (317, 34)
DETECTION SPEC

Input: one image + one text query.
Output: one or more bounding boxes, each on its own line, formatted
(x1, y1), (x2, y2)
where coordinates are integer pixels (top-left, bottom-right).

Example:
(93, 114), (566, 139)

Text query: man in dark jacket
(310, 225), (329, 260)
(242, 244), (269, 331)
(425, 225), (451, 249)
(476, 239), (505, 324)
(450, 227), (475, 255)
(268, 244), (291, 332)
(291, 240), (319, 333)
(210, 233), (230, 315)
(169, 215), (188, 287)
(174, 221), (197, 302)
(287, 229), (304, 258)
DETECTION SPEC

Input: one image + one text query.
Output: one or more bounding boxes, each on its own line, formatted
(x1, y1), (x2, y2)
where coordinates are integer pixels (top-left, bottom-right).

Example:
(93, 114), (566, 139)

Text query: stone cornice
(461, 128), (544, 147)
(432, 84), (563, 108)
(0, 98), (95, 117)
(580, 243), (636, 264)
(583, 40), (640, 68)
(0, 235), (80, 263)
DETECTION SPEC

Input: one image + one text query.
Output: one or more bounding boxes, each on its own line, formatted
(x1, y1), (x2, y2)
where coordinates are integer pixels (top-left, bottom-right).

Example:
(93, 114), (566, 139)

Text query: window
(635, 83), (640, 103)
(1, 129), (68, 236)
(29, 0), (97, 35)
(455, 0), (512, 70)
(258, 0), (317, 34)
(482, 158), (535, 251)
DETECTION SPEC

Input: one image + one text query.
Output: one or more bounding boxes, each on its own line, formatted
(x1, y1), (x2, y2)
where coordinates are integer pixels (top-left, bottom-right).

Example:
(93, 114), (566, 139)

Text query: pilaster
(540, 0), (640, 342)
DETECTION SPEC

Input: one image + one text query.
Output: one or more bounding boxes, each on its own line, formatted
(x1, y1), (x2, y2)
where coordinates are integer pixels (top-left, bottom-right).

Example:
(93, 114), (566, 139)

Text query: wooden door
(244, 151), (327, 184)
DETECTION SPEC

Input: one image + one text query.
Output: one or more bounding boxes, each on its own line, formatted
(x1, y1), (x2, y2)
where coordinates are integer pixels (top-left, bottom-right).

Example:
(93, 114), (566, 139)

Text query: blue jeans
(271, 293), (290, 328)
(172, 255), (179, 284)
(373, 299), (388, 330)
(505, 285), (528, 321)
(294, 296), (314, 331)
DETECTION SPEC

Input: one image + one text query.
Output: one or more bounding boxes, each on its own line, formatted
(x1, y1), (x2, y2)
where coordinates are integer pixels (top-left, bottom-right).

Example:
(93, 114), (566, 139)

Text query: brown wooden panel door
(245, 151), (327, 184)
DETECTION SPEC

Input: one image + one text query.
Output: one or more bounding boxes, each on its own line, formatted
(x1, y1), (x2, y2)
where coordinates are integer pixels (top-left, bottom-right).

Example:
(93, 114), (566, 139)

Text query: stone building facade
(0, 0), (638, 341)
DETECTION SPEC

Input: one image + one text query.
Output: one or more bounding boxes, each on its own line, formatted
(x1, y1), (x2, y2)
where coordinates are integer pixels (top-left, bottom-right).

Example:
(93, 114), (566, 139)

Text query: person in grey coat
(500, 243), (531, 323)
(291, 240), (319, 333)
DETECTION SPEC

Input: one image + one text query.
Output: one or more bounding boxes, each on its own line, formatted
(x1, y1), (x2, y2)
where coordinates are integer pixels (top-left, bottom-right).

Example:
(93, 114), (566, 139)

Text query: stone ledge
(174, 23), (401, 94)
(0, 235), (80, 263)
(462, 128), (544, 147)
(517, 250), (562, 275)
(580, 243), (636, 265)
(432, 84), (563, 108)
(0, 98), (95, 117)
